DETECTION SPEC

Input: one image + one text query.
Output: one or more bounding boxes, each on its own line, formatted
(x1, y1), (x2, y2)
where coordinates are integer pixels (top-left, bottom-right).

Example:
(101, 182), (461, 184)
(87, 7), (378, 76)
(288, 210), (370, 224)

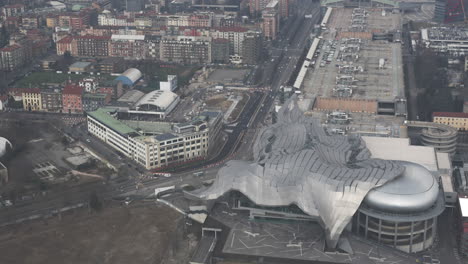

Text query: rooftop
(87, 108), (138, 136)
(63, 84), (83, 95)
(362, 136), (438, 172)
(433, 112), (468, 118)
(69, 61), (92, 69)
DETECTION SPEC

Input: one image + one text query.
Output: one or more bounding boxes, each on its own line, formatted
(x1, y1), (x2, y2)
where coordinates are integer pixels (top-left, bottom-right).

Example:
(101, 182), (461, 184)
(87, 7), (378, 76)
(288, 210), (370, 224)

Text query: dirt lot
(205, 95), (233, 112)
(0, 201), (197, 264)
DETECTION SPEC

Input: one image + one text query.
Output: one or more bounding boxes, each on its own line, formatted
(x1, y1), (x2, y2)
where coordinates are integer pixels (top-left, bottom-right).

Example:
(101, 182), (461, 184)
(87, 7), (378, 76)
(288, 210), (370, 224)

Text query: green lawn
(14, 72), (115, 88)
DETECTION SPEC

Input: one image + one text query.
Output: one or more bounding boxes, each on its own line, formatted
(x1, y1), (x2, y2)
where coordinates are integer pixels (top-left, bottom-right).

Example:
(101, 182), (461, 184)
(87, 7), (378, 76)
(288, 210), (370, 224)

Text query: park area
(14, 72), (115, 88)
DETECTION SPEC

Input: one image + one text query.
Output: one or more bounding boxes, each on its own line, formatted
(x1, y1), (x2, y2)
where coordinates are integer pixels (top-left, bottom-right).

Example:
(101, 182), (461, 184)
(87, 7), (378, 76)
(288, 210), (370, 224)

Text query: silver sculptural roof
(193, 96), (438, 249)
(364, 161), (439, 213)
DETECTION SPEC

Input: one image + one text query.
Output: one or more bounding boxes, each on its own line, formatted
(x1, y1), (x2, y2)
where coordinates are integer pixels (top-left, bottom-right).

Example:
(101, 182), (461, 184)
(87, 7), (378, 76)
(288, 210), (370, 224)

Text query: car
(86, 139), (91, 143)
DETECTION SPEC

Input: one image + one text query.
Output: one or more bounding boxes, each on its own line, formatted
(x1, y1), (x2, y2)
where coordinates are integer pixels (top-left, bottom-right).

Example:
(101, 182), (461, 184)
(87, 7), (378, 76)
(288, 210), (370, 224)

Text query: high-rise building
(261, 1), (279, 40)
(211, 38), (230, 63)
(159, 36), (212, 64)
(241, 31), (262, 64)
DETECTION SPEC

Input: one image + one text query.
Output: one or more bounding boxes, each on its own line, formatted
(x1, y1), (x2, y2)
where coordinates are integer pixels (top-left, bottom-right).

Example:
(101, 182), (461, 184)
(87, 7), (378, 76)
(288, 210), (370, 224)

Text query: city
(0, 0), (468, 263)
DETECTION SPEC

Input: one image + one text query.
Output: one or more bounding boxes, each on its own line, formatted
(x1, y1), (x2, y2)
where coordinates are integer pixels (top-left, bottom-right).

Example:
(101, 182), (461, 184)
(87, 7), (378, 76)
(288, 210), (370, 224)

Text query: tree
(0, 25), (9, 48)
(89, 191), (103, 211)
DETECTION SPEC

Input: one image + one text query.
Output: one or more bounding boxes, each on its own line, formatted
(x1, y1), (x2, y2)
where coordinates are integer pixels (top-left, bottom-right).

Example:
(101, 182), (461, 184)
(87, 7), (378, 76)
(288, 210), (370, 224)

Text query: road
(0, 0), (322, 226)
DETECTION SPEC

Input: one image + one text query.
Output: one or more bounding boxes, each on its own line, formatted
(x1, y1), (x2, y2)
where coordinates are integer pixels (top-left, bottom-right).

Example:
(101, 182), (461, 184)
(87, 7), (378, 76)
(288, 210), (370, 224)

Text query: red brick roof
(0, 44), (21, 52)
(76, 35), (111, 40)
(214, 26), (248, 32)
(4, 4), (25, 9)
(57, 35), (74, 44)
(433, 112), (468, 118)
(63, 84), (83, 95)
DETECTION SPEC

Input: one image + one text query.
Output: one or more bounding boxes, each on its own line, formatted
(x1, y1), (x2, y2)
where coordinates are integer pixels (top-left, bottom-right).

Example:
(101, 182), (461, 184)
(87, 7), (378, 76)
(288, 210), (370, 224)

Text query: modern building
(62, 83), (84, 114)
(160, 36), (212, 64)
(433, 112), (468, 131)
(160, 75), (178, 92)
(86, 108), (211, 169)
(22, 88), (42, 111)
(41, 88), (63, 112)
(191, 97), (447, 254)
(405, 120), (458, 155)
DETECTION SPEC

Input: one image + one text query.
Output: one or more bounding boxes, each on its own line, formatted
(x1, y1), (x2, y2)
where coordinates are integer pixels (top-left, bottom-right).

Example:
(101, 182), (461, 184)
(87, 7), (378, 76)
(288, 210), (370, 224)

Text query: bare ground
(0, 201), (196, 264)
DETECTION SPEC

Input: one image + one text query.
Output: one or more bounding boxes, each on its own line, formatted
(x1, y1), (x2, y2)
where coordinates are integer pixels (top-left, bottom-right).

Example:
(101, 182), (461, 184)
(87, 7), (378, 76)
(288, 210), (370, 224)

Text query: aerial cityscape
(1, 0), (468, 263)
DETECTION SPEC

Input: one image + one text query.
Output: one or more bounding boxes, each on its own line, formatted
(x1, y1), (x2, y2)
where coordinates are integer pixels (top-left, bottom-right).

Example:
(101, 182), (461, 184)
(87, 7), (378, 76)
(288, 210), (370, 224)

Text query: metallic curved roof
(364, 161), (439, 213)
(0, 137), (12, 158)
(115, 68), (142, 85)
(136, 90), (178, 110)
(192, 96), (404, 249)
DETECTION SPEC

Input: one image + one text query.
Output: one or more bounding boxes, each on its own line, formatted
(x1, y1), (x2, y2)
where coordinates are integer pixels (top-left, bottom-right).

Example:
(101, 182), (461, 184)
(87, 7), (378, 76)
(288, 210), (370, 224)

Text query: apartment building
(22, 88), (42, 111)
(0, 44), (25, 71)
(82, 93), (110, 112)
(211, 27), (249, 55)
(62, 83), (84, 113)
(160, 36), (212, 64)
(21, 15), (40, 29)
(110, 35), (147, 60)
(211, 38), (230, 63)
(242, 31), (263, 64)
(433, 112), (468, 131)
(98, 12), (135, 27)
(87, 108), (210, 169)
(56, 35), (77, 55)
(1, 4), (25, 18)
(58, 11), (90, 30)
(76, 35), (110, 57)
(262, 1), (279, 40)
(41, 89), (63, 112)
(166, 13), (213, 27)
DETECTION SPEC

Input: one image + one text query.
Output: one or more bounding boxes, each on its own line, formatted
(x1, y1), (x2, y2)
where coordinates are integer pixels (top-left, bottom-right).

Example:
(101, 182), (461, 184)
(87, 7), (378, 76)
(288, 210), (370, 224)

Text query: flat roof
(87, 108), (138, 136)
(301, 8), (404, 103)
(362, 136), (438, 172)
(121, 120), (174, 134)
(69, 61), (92, 68)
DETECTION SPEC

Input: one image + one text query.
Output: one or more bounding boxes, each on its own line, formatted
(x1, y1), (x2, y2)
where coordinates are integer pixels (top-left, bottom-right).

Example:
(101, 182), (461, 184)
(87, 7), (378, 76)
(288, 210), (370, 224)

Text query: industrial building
(115, 68), (142, 86)
(131, 90), (180, 119)
(86, 108), (216, 170)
